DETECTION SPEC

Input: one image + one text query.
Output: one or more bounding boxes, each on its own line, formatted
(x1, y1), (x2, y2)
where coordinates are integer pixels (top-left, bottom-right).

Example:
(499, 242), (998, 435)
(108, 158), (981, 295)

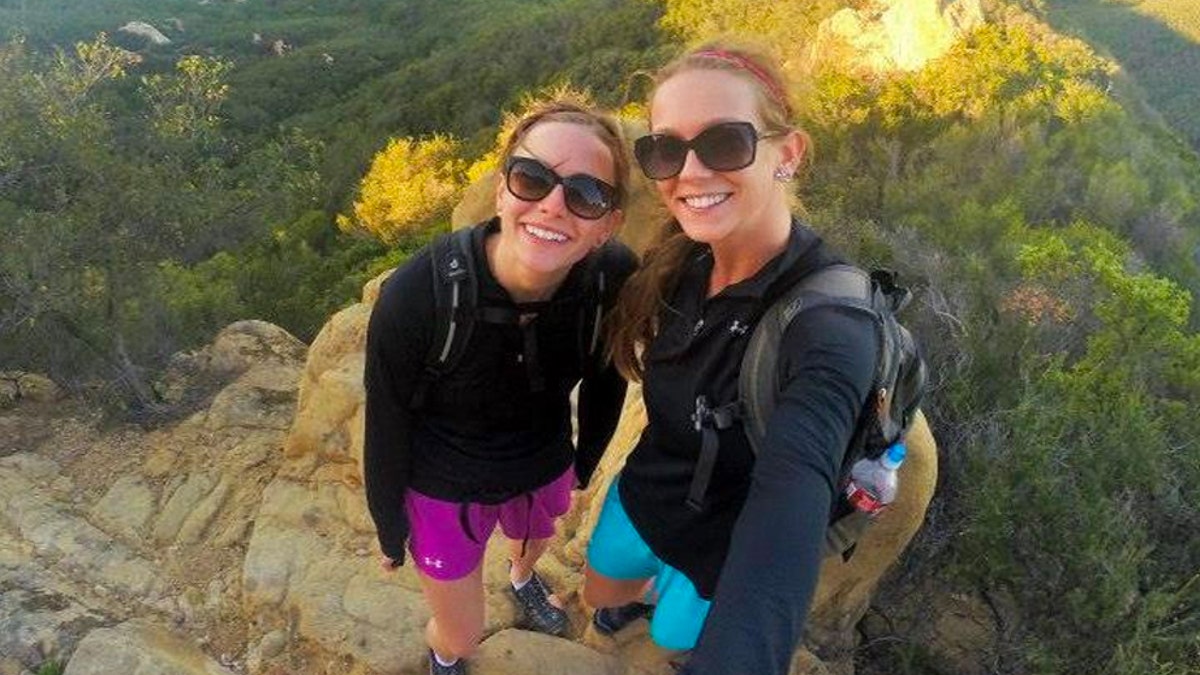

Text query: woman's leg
(583, 477), (658, 608)
(508, 536), (555, 595)
(405, 489), (497, 663)
(583, 566), (653, 608)
(497, 468), (577, 635)
(418, 562), (486, 662)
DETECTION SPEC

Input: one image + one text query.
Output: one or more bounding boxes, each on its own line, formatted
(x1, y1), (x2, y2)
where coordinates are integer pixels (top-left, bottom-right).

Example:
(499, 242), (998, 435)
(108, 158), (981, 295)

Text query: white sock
(433, 651), (458, 667)
(511, 569), (533, 591)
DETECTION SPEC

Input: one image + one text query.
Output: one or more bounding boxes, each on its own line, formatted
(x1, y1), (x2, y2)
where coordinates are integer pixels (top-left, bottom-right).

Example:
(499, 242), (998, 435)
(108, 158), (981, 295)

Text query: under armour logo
(729, 320), (749, 336)
(423, 556), (445, 569)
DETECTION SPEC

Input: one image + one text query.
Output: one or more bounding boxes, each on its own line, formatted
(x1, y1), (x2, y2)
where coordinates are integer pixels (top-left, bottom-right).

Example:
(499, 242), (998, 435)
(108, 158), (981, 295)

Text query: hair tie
(693, 49), (792, 118)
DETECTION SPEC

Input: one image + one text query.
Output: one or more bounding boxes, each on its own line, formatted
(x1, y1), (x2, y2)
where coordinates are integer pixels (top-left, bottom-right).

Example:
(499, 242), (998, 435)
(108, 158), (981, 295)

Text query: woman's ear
(778, 130), (807, 176)
(493, 169), (507, 211)
(596, 208), (623, 248)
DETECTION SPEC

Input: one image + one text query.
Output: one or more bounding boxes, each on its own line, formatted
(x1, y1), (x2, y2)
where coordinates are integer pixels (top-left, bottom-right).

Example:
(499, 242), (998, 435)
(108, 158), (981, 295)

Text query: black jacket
(619, 220), (879, 675)
(364, 220), (637, 561)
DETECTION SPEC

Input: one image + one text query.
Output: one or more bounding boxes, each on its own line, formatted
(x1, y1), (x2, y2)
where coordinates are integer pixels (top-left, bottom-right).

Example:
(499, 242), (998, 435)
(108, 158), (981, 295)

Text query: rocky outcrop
(63, 620), (236, 675)
(0, 321), (304, 675)
(475, 630), (621, 675)
(118, 21), (171, 46)
(812, 0), (985, 74)
(0, 371), (62, 409)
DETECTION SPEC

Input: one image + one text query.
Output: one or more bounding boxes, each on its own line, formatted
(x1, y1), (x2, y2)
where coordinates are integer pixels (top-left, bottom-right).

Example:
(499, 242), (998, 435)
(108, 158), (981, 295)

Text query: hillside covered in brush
(1, 1), (1198, 674)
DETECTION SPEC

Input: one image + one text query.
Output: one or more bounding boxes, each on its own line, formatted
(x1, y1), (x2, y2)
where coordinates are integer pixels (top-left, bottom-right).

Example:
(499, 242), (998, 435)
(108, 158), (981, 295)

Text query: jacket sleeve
(682, 306), (878, 675)
(574, 243), (638, 488)
(363, 254), (434, 563)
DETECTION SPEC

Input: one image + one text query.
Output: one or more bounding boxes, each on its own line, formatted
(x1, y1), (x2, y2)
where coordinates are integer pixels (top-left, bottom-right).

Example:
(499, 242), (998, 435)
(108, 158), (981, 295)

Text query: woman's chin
(514, 244), (587, 278)
(676, 216), (734, 246)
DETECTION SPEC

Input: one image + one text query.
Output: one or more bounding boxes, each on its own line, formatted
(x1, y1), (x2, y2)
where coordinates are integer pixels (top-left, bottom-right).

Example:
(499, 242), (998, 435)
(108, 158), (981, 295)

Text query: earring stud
(773, 167), (794, 182)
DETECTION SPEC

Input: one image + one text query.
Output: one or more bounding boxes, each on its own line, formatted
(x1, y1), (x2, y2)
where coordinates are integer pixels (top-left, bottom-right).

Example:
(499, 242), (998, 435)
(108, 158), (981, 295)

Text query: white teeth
(682, 193), (729, 210)
(524, 224), (568, 242)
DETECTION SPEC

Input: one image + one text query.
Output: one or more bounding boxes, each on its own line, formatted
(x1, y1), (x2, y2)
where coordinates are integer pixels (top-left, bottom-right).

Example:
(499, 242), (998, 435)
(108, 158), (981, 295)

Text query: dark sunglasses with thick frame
(503, 155), (619, 221)
(633, 121), (785, 180)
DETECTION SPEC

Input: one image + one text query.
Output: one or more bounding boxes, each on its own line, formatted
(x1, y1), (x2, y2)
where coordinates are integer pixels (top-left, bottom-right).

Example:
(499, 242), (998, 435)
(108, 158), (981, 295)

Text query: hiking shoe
(592, 601), (653, 636)
(510, 571), (570, 636)
(428, 649), (467, 675)
(668, 651), (692, 672)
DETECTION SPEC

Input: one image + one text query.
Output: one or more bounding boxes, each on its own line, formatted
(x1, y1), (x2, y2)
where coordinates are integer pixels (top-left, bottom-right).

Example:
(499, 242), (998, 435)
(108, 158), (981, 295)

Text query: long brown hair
(497, 96), (631, 214)
(608, 42), (805, 381)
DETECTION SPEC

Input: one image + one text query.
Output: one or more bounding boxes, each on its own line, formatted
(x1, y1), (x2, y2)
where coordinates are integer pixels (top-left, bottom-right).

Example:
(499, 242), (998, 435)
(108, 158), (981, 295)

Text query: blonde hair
(609, 42), (809, 381)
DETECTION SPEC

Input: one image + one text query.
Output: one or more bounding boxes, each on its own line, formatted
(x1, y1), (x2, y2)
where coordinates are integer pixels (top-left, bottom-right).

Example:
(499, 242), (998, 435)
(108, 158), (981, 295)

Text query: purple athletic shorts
(405, 466), (576, 581)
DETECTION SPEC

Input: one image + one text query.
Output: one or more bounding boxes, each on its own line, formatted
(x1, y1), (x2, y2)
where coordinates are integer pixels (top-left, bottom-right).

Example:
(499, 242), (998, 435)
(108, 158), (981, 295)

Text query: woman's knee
(583, 567), (648, 608)
(427, 617), (482, 659)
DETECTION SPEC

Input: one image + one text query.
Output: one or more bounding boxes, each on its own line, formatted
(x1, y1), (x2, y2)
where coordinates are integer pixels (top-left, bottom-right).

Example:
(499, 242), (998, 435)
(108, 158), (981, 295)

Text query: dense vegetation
(1041, 0), (1200, 150)
(1, 1), (1198, 673)
(0, 0), (666, 407)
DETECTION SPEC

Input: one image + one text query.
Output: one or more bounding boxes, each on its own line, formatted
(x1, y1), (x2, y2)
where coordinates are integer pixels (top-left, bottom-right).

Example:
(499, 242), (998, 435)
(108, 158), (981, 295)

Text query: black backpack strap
(685, 395), (742, 512)
(739, 264), (879, 456)
(576, 243), (612, 375)
(411, 228), (477, 410)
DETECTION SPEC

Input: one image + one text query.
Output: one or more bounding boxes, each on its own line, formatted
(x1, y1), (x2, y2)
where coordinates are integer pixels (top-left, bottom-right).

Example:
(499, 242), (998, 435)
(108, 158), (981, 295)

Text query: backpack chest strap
(686, 395), (743, 512)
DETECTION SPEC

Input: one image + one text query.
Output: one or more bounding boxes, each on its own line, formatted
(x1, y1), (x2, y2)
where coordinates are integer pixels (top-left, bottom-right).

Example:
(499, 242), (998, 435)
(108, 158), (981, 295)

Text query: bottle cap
(882, 441), (907, 469)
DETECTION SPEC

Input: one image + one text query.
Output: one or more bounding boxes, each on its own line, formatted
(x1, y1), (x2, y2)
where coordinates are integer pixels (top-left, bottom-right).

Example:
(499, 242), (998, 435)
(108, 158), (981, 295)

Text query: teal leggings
(586, 478), (711, 650)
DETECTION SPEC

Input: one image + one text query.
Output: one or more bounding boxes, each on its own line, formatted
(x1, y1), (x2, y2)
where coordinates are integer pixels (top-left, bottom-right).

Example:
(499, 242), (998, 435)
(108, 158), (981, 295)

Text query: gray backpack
(687, 264), (927, 560)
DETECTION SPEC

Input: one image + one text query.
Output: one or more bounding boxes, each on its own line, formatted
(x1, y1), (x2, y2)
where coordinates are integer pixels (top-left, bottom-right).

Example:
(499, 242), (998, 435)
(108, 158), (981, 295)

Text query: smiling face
(649, 68), (798, 248)
(493, 120), (621, 280)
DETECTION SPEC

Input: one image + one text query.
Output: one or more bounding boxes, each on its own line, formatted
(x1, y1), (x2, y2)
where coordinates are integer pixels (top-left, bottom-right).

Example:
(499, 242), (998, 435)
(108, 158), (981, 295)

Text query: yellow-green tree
(339, 134), (468, 244)
(659, 0), (839, 64)
(141, 55), (233, 141)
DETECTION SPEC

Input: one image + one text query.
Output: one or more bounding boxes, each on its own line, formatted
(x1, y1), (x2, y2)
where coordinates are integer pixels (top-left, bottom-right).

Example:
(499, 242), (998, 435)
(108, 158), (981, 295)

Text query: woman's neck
(707, 207), (793, 297)
(485, 232), (570, 303)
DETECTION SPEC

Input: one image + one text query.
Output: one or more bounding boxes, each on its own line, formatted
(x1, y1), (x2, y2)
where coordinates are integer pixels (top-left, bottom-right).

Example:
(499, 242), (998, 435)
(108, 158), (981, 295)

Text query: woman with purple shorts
(363, 99), (636, 675)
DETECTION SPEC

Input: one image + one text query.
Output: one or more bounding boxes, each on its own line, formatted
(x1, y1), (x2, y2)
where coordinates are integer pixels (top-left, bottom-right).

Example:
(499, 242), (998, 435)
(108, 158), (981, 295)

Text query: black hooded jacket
(363, 219), (637, 561)
(619, 220), (879, 675)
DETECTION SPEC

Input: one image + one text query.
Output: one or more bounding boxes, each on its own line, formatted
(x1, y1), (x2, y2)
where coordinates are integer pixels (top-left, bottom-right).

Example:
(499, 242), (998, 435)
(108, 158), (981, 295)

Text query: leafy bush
(337, 135), (468, 244)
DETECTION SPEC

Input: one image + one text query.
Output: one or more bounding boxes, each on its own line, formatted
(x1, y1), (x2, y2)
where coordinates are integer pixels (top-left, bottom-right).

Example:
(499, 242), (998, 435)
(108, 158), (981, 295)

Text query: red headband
(693, 49), (792, 118)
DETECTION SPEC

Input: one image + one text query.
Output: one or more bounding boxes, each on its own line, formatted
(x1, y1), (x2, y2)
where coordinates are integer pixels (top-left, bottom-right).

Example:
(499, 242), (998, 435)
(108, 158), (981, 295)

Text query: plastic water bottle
(843, 442), (907, 516)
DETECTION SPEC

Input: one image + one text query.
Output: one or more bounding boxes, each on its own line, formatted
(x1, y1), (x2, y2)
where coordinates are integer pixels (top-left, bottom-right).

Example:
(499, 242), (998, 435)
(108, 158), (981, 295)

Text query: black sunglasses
(634, 121), (784, 180)
(503, 156), (618, 221)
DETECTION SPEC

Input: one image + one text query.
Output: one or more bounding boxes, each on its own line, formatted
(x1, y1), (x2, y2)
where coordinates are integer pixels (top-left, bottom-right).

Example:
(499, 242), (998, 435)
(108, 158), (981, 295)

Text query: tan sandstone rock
(0, 371), (62, 407)
(17, 373), (62, 403)
(208, 320), (307, 376)
(474, 629), (622, 675)
(63, 619), (235, 675)
(89, 475), (155, 541)
(118, 21), (171, 46)
(0, 377), (17, 408)
(812, 0), (985, 74)
(0, 463), (167, 602)
(204, 364), (301, 432)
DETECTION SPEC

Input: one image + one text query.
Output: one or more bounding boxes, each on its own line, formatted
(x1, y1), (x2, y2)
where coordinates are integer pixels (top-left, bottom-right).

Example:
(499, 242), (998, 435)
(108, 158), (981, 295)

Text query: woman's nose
(677, 148), (713, 179)
(537, 183), (569, 216)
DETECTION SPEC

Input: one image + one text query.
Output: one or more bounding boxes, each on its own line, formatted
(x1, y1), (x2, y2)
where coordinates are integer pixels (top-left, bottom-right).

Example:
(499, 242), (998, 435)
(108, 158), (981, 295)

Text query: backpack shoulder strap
(584, 242), (613, 361)
(739, 264), (877, 455)
(410, 227), (477, 409)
